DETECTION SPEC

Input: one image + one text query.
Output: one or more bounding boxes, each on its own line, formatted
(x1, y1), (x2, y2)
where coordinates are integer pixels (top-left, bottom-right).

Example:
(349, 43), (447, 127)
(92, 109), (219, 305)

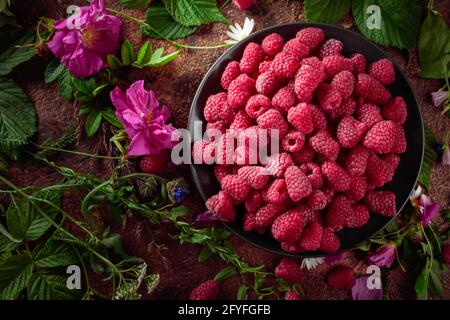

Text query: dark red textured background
(6, 0), (450, 299)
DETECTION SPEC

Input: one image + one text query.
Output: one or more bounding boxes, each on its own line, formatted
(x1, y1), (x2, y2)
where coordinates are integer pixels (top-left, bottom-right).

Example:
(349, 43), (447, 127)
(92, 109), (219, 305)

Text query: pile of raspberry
(193, 27), (407, 254)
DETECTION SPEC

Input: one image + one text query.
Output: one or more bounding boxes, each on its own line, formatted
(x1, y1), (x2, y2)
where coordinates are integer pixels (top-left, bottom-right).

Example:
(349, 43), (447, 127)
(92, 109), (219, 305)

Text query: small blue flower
(434, 143), (444, 157)
(173, 187), (188, 203)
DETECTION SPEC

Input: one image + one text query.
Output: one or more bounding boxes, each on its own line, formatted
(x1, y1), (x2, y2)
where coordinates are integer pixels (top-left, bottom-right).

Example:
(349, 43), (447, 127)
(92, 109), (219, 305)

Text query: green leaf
(33, 241), (78, 268)
(415, 264), (429, 300)
(198, 246), (213, 262)
(0, 153), (7, 173)
(73, 77), (96, 99)
(102, 108), (123, 128)
(0, 30), (36, 76)
(170, 205), (189, 221)
(429, 270), (444, 297)
(0, 78), (36, 160)
(214, 266), (238, 282)
(85, 110), (102, 137)
(28, 274), (79, 300)
(100, 234), (128, 259)
(58, 67), (74, 100)
(136, 41), (153, 65)
(0, 254), (34, 299)
(143, 6), (197, 40)
(117, 0), (151, 9)
(0, 233), (18, 253)
(352, 0), (423, 50)
(145, 48), (180, 67)
(162, 0), (228, 27)
(236, 284), (248, 300)
(418, 8), (450, 79)
(107, 54), (122, 70)
(44, 59), (65, 84)
(418, 125), (437, 189)
(304, 0), (351, 24)
(121, 40), (135, 66)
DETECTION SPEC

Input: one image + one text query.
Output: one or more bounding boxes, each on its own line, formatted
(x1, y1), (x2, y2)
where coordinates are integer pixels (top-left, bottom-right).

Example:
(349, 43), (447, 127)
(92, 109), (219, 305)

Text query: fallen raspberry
(356, 103), (383, 129)
(285, 291), (302, 300)
(221, 61), (241, 89)
(300, 162), (323, 189)
(299, 221), (323, 251)
(264, 152), (295, 177)
(327, 266), (356, 290)
(245, 190), (265, 212)
(270, 52), (302, 78)
(255, 203), (286, 227)
(238, 166), (270, 190)
(322, 55), (353, 78)
(321, 161), (351, 192)
(262, 33), (285, 56)
(272, 209), (305, 243)
(240, 42), (264, 74)
(306, 189), (327, 210)
(227, 74), (255, 109)
(245, 94), (272, 118)
(284, 165), (312, 201)
(318, 39), (343, 60)
(233, 0), (256, 10)
(296, 27), (325, 50)
(263, 178), (290, 204)
(282, 38), (310, 60)
(336, 116), (366, 148)
(354, 74), (391, 105)
(347, 175), (367, 202)
(382, 96), (407, 124)
(189, 279), (219, 300)
(331, 70), (355, 99)
(294, 64), (325, 102)
(140, 152), (169, 175)
(349, 53), (367, 75)
(309, 131), (340, 160)
(282, 130), (305, 153)
(272, 87), (296, 112)
(368, 58), (395, 85)
(275, 258), (303, 284)
(347, 203), (370, 228)
(363, 120), (396, 153)
(292, 145), (315, 164)
(206, 191), (236, 221)
(366, 153), (395, 187)
(320, 227), (341, 253)
(390, 123), (407, 154)
(327, 194), (354, 231)
(365, 191), (396, 217)
(256, 71), (280, 95)
(204, 92), (234, 123)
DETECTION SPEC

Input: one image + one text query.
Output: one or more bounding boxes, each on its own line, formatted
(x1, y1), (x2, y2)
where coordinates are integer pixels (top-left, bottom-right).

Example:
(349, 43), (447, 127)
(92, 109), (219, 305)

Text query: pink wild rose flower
(110, 80), (177, 156)
(366, 243), (396, 268)
(48, 0), (122, 78)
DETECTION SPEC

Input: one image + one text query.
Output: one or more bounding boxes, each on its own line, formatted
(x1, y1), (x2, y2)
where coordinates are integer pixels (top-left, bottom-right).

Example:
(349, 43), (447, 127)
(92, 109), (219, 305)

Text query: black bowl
(188, 22), (424, 257)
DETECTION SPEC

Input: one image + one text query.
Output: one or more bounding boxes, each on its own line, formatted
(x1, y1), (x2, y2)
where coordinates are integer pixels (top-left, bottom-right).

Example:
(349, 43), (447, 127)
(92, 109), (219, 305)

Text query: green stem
(33, 143), (122, 160)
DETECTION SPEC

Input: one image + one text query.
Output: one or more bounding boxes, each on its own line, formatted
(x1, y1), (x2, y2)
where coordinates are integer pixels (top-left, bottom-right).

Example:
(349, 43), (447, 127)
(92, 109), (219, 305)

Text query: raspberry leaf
(0, 254), (34, 299)
(352, 0), (423, 50)
(0, 30), (35, 76)
(304, 0), (351, 24)
(28, 274), (79, 300)
(116, 0), (151, 8)
(418, 125), (437, 190)
(214, 266), (238, 282)
(143, 6), (197, 40)
(44, 59), (65, 84)
(162, 0), (228, 27)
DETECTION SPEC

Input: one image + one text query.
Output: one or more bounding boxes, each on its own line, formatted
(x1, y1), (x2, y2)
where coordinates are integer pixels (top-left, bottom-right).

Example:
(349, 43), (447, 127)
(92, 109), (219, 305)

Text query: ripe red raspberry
(299, 222), (323, 251)
(189, 279), (219, 300)
(294, 64), (325, 102)
(327, 266), (356, 290)
(347, 175), (367, 202)
(214, 165), (233, 183)
(285, 291), (301, 300)
(356, 103), (383, 129)
(206, 191), (236, 221)
(255, 203), (285, 227)
(382, 96), (407, 124)
(239, 126), (268, 148)
(382, 153), (400, 170)
(363, 120), (396, 153)
(257, 109), (289, 137)
(243, 212), (258, 232)
(281, 241), (305, 253)
(263, 178), (290, 204)
(442, 244), (450, 265)
(349, 53), (367, 75)
(292, 145), (315, 164)
(320, 227), (341, 253)
(329, 97), (356, 120)
(322, 186), (336, 206)
(300, 162), (323, 189)
(233, 144), (252, 165)
(318, 39), (343, 60)
(221, 61), (241, 89)
(336, 116), (367, 148)
(327, 195), (354, 231)
(238, 166), (270, 190)
(309, 131), (340, 160)
(366, 153), (395, 187)
(204, 92), (234, 123)
(306, 189), (327, 210)
(258, 60), (272, 74)
(368, 58), (395, 85)
(296, 27), (325, 50)
(272, 209), (305, 243)
(365, 191), (396, 217)
(214, 133), (235, 164)
(282, 38), (310, 60)
(354, 74), (391, 105)
(282, 131), (305, 153)
(140, 151), (169, 175)
(229, 110), (253, 130)
(270, 52), (302, 78)
(245, 94), (272, 118)
(275, 259), (303, 283)
(331, 70), (355, 99)
(233, 0), (256, 10)
(264, 152), (295, 177)
(245, 190), (265, 212)
(317, 83), (342, 111)
(272, 87), (296, 112)
(193, 140), (214, 164)
(301, 56), (327, 81)
(227, 74), (255, 109)
(284, 165), (313, 201)
(240, 42), (263, 74)
(206, 120), (227, 139)
(262, 33), (285, 56)
(322, 55), (353, 78)
(221, 175), (250, 202)
(255, 71), (280, 95)
(321, 161), (351, 192)
(287, 103), (313, 134)
(310, 104), (328, 131)
(347, 203), (370, 228)
(390, 123), (407, 154)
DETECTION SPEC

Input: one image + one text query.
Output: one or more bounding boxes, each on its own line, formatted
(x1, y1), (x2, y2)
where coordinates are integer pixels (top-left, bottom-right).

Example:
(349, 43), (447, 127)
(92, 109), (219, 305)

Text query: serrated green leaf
(33, 241), (78, 268)
(214, 266), (238, 282)
(117, 0), (151, 9)
(145, 49), (180, 67)
(0, 254), (34, 299)
(102, 108), (123, 129)
(304, 0), (351, 24)
(352, 0), (423, 50)
(73, 77), (96, 98)
(28, 274), (79, 300)
(0, 232), (18, 253)
(58, 67), (74, 100)
(162, 0), (228, 27)
(85, 110), (102, 137)
(418, 125), (436, 189)
(0, 30), (35, 76)
(143, 6), (197, 40)
(44, 59), (65, 84)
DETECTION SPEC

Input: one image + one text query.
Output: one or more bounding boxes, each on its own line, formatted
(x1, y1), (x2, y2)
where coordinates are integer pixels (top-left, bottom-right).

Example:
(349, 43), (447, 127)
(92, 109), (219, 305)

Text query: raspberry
(442, 244), (450, 265)
(306, 189), (327, 210)
(233, 0), (255, 10)
(272, 209), (305, 243)
(321, 161), (351, 192)
(322, 186), (336, 206)
(327, 266), (356, 290)
(347, 203), (370, 228)
(301, 56), (327, 81)
(234, 144), (252, 165)
(243, 212), (258, 232)
(382, 96), (407, 124)
(320, 227), (341, 253)
(299, 222), (323, 251)
(354, 74), (391, 105)
(368, 58), (395, 85)
(221, 61), (241, 89)
(227, 74), (255, 109)
(206, 191), (236, 221)
(238, 166), (270, 190)
(363, 120), (395, 153)
(262, 33), (284, 56)
(229, 110), (253, 130)
(296, 27), (325, 50)
(221, 175), (250, 202)
(258, 60), (272, 74)
(282, 131), (305, 153)
(286, 103), (312, 134)
(140, 151), (168, 175)
(327, 195), (354, 231)
(336, 116), (366, 148)
(300, 162), (323, 189)
(281, 241), (305, 253)
(282, 38), (310, 60)
(204, 92), (234, 123)
(309, 131), (340, 160)
(192, 140), (209, 164)
(365, 191), (396, 217)
(347, 175), (367, 202)
(292, 145), (315, 164)
(257, 109), (288, 137)
(285, 291), (301, 300)
(322, 55), (353, 78)
(366, 153), (395, 187)
(318, 39), (343, 60)
(214, 133), (235, 164)
(349, 53), (367, 75)
(189, 279), (219, 300)
(294, 64), (325, 102)
(284, 165), (313, 201)
(270, 52), (302, 78)
(240, 42), (263, 74)
(255, 203), (285, 227)
(214, 165), (233, 183)
(245, 190), (265, 212)
(382, 153), (400, 169)
(297, 204), (317, 223)
(263, 179), (290, 204)
(245, 94), (272, 118)
(390, 123), (407, 154)
(356, 103), (383, 129)
(316, 83), (342, 111)
(310, 104), (328, 131)
(264, 152), (295, 177)
(206, 120), (227, 139)
(329, 97), (356, 120)
(255, 71), (280, 95)
(331, 70), (355, 99)
(272, 87), (296, 112)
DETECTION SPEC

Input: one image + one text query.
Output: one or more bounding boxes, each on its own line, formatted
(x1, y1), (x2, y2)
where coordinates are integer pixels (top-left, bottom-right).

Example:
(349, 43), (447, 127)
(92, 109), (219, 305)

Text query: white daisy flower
(225, 17), (255, 45)
(301, 257), (325, 270)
